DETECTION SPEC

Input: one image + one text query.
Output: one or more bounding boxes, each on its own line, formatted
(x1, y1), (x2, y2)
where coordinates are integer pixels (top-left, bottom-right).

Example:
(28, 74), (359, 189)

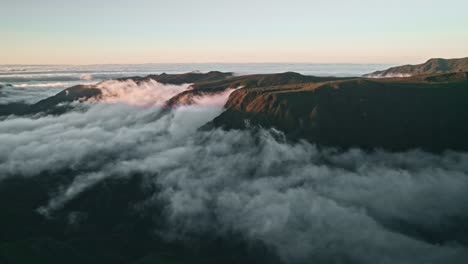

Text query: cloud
(80, 74), (93, 81)
(0, 81), (96, 104)
(191, 88), (236, 107)
(91, 79), (191, 107)
(366, 73), (412, 78)
(14, 82), (73, 88)
(0, 84), (468, 263)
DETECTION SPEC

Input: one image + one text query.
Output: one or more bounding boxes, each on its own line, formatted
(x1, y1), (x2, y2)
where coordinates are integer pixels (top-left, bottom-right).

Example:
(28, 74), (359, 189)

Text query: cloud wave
(92, 79), (191, 107)
(0, 84), (468, 263)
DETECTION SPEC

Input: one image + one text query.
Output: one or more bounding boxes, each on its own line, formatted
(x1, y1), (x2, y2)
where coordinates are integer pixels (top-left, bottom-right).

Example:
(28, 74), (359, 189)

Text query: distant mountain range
(364, 57), (468, 77)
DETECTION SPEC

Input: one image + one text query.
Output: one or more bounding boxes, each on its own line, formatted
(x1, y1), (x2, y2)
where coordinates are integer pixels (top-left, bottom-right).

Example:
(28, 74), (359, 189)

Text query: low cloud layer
(0, 81), (95, 104)
(1, 82), (468, 263)
(366, 73), (412, 78)
(92, 79), (191, 107)
(191, 88), (235, 106)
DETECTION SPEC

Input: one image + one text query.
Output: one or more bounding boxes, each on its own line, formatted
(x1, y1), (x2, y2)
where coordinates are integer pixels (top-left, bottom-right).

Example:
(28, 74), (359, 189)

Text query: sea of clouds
(366, 73), (412, 78)
(1, 80), (468, 263)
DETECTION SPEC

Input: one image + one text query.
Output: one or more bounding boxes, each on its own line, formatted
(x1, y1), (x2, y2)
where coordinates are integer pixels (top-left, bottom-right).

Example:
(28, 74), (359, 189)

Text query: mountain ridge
(2, 67), (468, 152)
(210, 72), (468, 151)
(364, 57), (468, 77)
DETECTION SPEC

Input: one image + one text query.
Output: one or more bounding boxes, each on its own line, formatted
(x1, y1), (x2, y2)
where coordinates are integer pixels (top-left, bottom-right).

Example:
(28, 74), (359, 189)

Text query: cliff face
(365, 57), (468, 77)
(212, 73), (468, 151)
(165, 72), (351, 107)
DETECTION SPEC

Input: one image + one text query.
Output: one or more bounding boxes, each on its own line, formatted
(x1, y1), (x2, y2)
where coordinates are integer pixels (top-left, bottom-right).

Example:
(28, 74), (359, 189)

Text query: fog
(366, 73), (412, 78)
(93, 79), (190, 107)
(1, 82), (468, 263)
(0, 81), (94, 104)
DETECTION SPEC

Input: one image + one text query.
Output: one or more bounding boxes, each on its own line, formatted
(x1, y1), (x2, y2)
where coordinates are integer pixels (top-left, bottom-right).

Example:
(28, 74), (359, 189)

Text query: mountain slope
(365, 57), (468, 77)
(0, 72), (348, 115)
(165, 72), (351, 107)
(4, 69), (468, 152)
(211, 72), (468, 151)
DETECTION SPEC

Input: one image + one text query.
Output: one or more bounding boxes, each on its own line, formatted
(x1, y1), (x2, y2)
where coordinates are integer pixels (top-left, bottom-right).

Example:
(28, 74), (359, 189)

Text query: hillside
(211, 72), (468, 151)
(365, 57), (468, 77)
(0, 72), (349, 115)
(3, 70), (468, 152)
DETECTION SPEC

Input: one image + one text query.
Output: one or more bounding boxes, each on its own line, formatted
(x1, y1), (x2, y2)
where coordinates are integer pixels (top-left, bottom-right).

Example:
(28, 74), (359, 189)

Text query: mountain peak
(365, 57), (468, 77)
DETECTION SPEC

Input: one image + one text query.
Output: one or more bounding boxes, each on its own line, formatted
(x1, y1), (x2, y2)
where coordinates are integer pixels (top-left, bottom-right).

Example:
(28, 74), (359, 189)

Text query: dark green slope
(365, 57), (468, 77)
(211, 72), (468, 151)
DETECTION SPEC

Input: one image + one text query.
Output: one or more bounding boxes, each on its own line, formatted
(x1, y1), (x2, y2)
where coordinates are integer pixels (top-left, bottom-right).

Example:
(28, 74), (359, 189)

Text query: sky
(1, 0), (468, 64)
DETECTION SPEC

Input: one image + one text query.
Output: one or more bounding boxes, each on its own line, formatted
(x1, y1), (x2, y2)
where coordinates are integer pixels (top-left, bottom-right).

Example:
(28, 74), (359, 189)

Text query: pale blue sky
(1, 0), (467, 64)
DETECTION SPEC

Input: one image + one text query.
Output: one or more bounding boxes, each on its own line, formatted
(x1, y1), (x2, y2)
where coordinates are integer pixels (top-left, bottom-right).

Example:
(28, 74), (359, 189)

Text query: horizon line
(0, 61), (401, 66)
(4, 57), (466, 66)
